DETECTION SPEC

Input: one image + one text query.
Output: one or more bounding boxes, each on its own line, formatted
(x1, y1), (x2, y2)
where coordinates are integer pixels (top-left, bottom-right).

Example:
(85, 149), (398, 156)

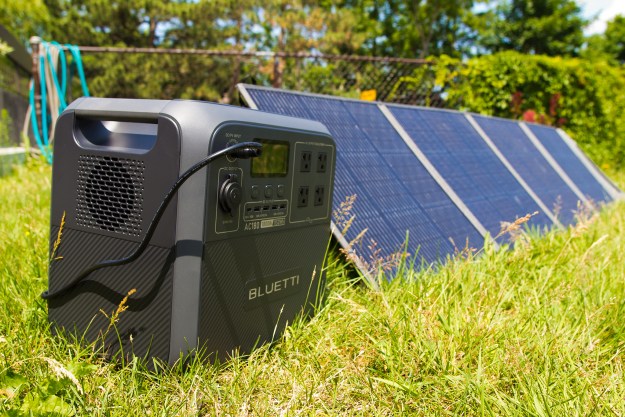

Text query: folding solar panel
(470, 115), (582, 225)
(386, 105), (553, 238)
(525, 123), (613, 204)
(238, 85), (484, 268)
(559, 132), (623, 200)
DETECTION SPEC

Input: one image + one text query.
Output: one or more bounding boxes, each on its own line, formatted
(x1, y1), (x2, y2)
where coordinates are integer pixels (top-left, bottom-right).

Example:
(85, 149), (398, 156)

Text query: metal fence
(68, 46), (449, 107)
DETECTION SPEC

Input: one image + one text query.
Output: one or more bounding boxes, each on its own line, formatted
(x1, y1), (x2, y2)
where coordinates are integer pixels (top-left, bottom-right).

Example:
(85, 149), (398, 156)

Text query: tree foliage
(479, 0), (586, 56)
(0, 0), (51, 44)
(604, 15), (625, 63)
(1, 0), (625, 164)
(432, 52), (625, 166)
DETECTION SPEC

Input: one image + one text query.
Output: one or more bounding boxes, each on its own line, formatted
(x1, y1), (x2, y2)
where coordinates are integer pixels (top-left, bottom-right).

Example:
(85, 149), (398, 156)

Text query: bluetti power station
(44, 98), (335, 364)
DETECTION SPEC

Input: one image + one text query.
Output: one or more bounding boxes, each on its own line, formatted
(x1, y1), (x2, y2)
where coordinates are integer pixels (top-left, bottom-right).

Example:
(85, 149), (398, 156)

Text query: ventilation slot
(76, 155), (145, 236)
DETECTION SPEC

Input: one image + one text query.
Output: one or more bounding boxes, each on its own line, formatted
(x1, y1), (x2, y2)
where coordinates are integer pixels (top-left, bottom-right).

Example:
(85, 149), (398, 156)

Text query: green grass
(2, 160), (625, 415)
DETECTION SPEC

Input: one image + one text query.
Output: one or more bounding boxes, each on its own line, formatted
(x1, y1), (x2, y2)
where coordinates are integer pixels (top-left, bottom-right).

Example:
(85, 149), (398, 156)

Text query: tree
(0, 0), (51, 45)
(479, 0), (586, 56)
(345, 0), (479, 59)
(40, 0), (237, 100)
(604, 15), (625, 63)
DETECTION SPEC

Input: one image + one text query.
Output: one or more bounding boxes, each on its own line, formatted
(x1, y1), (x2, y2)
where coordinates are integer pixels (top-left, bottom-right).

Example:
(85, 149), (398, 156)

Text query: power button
(251, 185), (260, 199)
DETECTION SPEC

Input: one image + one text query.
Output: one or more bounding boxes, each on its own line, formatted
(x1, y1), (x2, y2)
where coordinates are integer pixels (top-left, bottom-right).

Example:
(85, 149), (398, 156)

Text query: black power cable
(42, 141), (262, 301)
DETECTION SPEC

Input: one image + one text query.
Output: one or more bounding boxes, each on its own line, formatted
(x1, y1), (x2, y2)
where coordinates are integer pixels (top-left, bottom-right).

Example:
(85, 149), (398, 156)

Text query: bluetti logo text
(248, 275), (300, 300)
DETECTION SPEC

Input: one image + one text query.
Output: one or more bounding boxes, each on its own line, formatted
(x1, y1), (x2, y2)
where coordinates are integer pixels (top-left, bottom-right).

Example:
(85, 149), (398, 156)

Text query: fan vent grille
(76, 155), (145, 236)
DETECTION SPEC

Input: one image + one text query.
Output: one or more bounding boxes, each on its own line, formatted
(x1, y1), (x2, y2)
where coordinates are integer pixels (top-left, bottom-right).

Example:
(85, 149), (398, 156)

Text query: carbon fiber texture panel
(246, 88), (483, 265)
(388, 106), (552, 239)
(473, 116), (581, 225)
(48, 227), (173, 363)
(198, 225), (328, 359)
(526, 124), (612, 204)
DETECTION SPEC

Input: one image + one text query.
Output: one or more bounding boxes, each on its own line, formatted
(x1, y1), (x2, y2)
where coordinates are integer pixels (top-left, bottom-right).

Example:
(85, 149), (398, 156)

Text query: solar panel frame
(238, 84), (486, 274)
(556, 128), (623, 201)
(524, 122), (614, 205)
(386, 103), (554, 239)
(519, 123), (592, 208)
(469, 114), (584, 226)
(378, 104), (491, 238)
(464, 113), (563, 227)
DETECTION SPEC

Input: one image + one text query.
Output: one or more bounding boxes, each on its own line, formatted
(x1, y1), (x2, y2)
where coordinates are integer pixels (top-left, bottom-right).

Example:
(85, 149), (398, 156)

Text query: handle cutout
(75, 117), (158, 154)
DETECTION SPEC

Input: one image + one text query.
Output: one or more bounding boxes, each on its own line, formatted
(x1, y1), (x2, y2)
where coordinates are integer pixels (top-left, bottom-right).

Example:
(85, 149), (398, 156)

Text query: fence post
(29, 36), (41, 131)
(272, 55), (282, 88)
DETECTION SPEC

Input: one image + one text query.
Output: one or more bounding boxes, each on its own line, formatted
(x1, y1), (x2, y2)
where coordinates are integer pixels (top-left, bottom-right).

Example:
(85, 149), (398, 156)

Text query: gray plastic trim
(556, 129), (624, 201)
(378, 104), (495, 247)
(465, 114), (563, 228)
(163, 107), (210, 363)
(519, 122), (591, 208)
(73, 98), (169, 121)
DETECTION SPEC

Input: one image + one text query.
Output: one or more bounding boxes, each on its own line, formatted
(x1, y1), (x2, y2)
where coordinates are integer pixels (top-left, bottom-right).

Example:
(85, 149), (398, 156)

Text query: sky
(579, 0), (625, 35)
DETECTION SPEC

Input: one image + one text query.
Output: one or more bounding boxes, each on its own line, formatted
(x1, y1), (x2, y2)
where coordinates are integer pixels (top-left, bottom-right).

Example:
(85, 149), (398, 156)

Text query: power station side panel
(48, 227), (174, 363)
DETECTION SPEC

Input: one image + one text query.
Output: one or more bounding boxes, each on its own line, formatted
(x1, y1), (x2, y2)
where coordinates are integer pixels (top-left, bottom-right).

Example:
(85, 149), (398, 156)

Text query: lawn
(1, 159), (625, 416)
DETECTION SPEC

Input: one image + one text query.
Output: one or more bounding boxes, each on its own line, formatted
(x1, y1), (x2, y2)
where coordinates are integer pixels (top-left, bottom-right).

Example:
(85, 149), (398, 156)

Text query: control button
(251, 185), (260, 199)
(264, 185), (273, 199)
(276, 184), (285, 198)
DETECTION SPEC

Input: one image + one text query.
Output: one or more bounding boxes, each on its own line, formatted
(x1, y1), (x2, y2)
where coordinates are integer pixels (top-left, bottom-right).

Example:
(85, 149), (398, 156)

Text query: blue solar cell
(388, 106), (552, 238)
(473, 115), (581, 225)
(244, 87), (484, 265)
(526, 124), (612, 204)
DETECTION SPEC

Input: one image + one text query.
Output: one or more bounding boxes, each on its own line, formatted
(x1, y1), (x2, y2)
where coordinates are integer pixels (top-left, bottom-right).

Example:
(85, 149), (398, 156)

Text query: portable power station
(45, 97), (335, 364)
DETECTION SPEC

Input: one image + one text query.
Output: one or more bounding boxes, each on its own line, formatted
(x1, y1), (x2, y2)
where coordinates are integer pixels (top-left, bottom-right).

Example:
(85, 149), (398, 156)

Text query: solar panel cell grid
(388, 106), (552, 238)
(473, 115), (581, 225)
(527, 124), (612, 204)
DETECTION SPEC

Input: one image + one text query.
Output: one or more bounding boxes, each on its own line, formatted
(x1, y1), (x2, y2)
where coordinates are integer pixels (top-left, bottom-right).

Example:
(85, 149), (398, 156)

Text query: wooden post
(29, 36), (42, 131)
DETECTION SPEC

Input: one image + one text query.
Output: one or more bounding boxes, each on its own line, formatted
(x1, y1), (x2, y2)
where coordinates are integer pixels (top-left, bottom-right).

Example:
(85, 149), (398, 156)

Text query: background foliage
(432, 52), (625, 167)
(1, 0), (625, 163)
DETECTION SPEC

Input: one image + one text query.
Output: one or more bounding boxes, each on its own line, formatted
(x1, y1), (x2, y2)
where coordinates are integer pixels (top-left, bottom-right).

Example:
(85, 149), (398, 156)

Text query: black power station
(45, 98), (335, 364)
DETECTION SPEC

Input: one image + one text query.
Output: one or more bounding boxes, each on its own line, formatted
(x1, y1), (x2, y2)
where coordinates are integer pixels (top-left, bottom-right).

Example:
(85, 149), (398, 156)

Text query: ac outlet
(298, 186), (309, 207)
(317, 152), (327, 172)
(314, 185), (324, 206)
(300, 151), (312, 172)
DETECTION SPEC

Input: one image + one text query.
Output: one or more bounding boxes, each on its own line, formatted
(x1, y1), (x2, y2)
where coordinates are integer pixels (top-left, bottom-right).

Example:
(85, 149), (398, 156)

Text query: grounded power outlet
(314, 185), (324, 206)
(317, 152), (327, 172)
(300, 151), (312, 172)
(298, 186), (309, 207)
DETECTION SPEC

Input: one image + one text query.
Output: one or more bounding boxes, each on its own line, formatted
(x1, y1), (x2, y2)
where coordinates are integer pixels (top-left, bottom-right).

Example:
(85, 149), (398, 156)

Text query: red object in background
(522, 109), (536, 123)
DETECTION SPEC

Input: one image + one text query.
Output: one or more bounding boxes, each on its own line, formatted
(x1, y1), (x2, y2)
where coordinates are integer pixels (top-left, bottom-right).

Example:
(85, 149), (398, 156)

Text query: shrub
(432, 52), (625, 167)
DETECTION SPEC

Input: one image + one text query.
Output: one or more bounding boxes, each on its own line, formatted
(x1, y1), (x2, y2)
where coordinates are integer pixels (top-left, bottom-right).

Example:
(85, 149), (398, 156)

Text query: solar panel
(470, 115), (582, 225)
(238, 85), (484, 269)
(386, 105), (553, 238)
(556, 129), (622, 200)
(525, 123), (613, 204)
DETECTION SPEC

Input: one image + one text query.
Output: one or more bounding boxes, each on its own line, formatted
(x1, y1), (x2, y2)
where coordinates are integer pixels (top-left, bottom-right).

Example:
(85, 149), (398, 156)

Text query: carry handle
(73, 98), (169, 123)
(72, 98), (169, 153)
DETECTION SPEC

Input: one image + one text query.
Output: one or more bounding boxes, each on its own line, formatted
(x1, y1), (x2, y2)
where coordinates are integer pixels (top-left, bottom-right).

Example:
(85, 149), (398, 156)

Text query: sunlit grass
(1, 159), (625, 415)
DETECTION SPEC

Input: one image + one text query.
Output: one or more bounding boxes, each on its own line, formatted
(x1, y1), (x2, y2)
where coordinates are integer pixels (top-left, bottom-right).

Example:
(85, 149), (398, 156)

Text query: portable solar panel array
(238, 84), (622, 279)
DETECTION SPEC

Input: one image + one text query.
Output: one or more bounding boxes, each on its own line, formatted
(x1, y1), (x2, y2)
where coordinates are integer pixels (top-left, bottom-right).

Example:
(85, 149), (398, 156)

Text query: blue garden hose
(66, 44), (90, 97)
(29, 40), (90, 163)
(39, 55), (48, 147)
(28, 84), (52, 163)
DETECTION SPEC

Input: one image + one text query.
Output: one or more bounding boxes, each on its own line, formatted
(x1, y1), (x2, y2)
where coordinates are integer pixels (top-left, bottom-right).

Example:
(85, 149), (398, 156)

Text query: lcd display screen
(251, 139), (289, 177)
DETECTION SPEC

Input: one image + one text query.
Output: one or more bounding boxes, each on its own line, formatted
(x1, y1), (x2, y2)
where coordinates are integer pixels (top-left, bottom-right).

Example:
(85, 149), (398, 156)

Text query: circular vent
(76, 155), (145, 236)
